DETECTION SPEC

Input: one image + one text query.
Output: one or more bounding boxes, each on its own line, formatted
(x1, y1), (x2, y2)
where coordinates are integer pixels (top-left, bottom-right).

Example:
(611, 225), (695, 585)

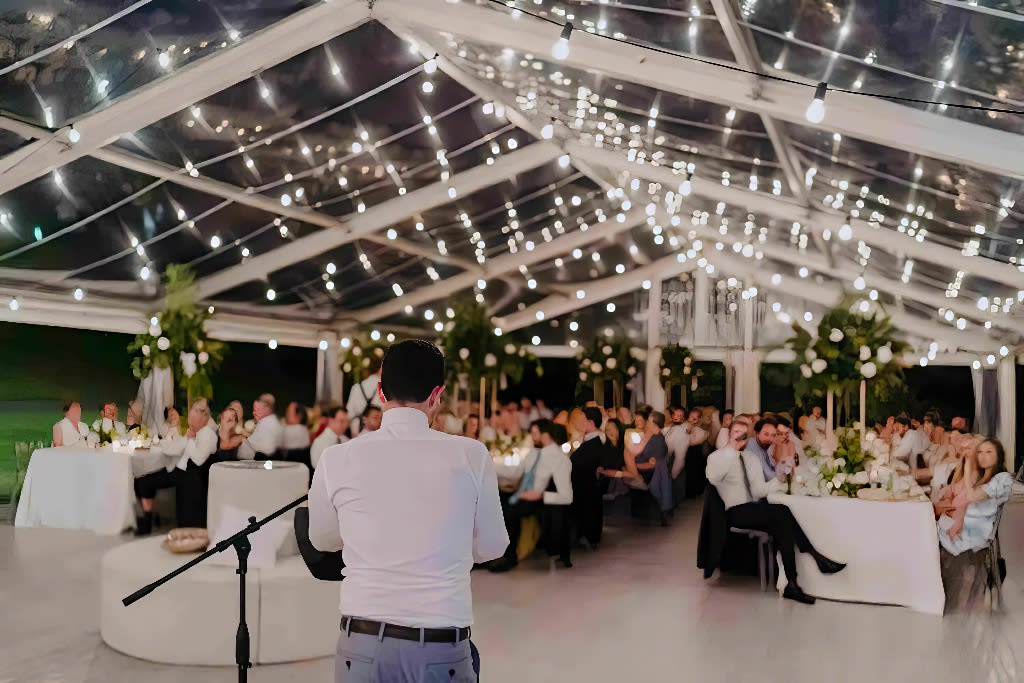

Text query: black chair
(696, 484), (775, 591)
(539, 477), (572, 569)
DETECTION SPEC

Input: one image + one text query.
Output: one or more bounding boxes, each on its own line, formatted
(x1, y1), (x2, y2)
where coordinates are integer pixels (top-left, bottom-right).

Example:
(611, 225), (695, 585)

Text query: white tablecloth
(15, 446), (172, 535)
(768, 493), (945, 615)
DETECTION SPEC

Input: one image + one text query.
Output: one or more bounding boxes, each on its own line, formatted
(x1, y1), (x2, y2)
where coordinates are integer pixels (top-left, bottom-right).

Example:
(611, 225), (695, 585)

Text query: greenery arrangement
(89, 418), (120, 446)
(439, 298), (540, 390)
(576, 335), (634, 386)
(784, 299), (909, 421)
(127, 265), (227, 406)
(340, 336), (390, 387)
(659, 343), (694, 390)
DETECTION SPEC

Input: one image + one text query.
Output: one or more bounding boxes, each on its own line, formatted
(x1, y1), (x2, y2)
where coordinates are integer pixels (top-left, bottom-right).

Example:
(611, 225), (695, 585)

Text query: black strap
(738, 452), (754, 503)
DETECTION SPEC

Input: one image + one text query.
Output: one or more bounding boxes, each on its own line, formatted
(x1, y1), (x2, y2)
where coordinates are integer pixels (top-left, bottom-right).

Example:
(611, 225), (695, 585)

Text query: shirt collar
(583, 431), (602, 442)
(381, 406), (429, 429)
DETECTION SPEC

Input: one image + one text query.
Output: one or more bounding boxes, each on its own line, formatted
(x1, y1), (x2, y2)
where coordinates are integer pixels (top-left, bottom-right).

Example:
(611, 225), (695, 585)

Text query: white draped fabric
(137, 366), (174, 435)
(769, 494), (944, 615)
(728, 350), (761, 414)
(15, 446), (171, 535)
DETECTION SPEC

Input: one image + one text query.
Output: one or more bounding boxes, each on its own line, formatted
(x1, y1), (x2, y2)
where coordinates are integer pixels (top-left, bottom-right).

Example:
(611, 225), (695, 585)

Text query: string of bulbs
(492, 0), (1024, 119)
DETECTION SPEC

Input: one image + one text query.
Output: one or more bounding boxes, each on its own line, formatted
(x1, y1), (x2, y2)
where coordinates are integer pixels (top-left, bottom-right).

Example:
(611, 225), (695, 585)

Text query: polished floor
(2, 500), (1024, 683)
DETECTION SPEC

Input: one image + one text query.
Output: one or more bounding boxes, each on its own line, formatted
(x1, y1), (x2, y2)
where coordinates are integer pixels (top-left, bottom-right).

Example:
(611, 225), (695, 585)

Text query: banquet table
(767, 493), (945, 615)
(15, 446), (173, 535)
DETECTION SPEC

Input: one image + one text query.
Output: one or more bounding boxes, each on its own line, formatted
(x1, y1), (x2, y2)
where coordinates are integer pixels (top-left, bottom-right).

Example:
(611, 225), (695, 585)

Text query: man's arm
(705, 450), (732, 486)
(188, 427), (218, 467)
(473, 450), (510, 562)
(543, 456), (573, 505)
(892, 435), (912, 461)
(52, 423), (63, 447)
(747, 454), (786, 499)
(307, 458), (344, 552)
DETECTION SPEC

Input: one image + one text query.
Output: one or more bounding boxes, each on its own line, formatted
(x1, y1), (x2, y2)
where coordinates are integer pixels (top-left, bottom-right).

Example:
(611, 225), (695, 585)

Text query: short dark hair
(581, 406), (604, 428)
(776, 416), (793, 430)
(63, 401), (79, 413)
(332, 407), (348, 420)
(380, 340), (445, 403)
(754, 416), (779, 433)
(363, 405), (382, 419)
(722, 409), (734, 417)
(895, 416), (911, 427)
(635, 404), (653, 419)
(163, 406), (179, 420)
(532, 418), (558, 440)
(650, 411), (666, 429)
(292, 402), (309, 423)
(688, 407), (701, 417)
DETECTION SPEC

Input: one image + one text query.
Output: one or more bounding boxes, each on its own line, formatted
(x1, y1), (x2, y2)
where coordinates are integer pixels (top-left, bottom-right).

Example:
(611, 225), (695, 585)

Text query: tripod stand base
(102, 537), (340, 665)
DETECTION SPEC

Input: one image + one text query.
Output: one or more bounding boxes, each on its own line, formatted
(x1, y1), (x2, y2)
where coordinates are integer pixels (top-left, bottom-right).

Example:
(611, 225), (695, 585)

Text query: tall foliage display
(440, 298), (540, 393)
(784, 300), (908, 421)
(127, 265), (227, 406)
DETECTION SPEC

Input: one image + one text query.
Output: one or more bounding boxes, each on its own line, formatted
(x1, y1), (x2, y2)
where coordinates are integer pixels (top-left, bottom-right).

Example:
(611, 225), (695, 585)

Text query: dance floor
(2, 500), (1023, 683)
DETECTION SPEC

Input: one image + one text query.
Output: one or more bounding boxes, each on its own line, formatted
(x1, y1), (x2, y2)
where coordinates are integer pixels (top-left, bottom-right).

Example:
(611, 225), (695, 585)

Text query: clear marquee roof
(0, 0), (1022, 362)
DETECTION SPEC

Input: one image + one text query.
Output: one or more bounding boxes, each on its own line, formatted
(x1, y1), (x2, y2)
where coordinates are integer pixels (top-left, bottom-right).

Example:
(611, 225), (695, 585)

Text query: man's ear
(377, 384), (387, 403)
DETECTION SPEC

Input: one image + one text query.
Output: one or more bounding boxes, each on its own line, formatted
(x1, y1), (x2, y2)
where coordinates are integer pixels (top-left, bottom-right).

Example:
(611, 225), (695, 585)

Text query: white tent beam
(0, 0), (370, 196)
(195, 142), (563, 299)
(355, 206), (652, 322)
(87, 146), (482, 273)
(494, 253), (696, 332)
(387, 0), (1023, 179)
(568, 144), (1024, 290)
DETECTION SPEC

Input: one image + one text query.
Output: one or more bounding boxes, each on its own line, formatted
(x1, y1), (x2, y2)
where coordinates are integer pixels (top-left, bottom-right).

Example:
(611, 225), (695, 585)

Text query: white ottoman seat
(101, 534), (339, 665)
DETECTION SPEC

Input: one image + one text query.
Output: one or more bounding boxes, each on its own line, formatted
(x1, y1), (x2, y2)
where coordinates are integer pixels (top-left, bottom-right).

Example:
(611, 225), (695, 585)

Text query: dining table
(15, 444), (175, 535)
(768, 492), (945, 615)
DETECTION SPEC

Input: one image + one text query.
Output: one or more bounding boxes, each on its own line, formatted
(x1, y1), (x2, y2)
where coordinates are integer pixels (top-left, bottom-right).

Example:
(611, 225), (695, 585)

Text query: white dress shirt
(662, 424), (690, 478)
(892, 428), (930, 462)
(715, 426), (730, 450)
(686, 424), (708, 447)
(55, 418), (89, 447)
(311, 429), (347, 469)
(706, 445), (785, 510)
(239, 415), (282, 460)
(346, 375), (383, 426)
(493, 443), (573, 505)
(307, 407), (508, 628)
(160, 422), (218, 471)
(281, 423), (311, 450)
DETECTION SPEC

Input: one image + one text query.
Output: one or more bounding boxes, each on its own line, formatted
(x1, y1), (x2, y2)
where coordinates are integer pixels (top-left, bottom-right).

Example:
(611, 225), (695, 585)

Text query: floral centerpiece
(440, 298), (540, 391)
(577, 336), (634, 386)
(127, 265), (227, 406)
(90, 417), (122, 446)
(801, 426), (873, 497)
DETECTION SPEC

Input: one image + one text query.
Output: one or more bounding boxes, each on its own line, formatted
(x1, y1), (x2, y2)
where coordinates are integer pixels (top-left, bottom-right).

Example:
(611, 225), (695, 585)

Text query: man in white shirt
(281, 401), (312, 450)
(487, 419), (573, 573)
(134, 398), (217, 533)
(536, 399), (554, 420)
(239, 393), (282, 460)
(308, 340), (507, 682)
(97, 402), (128, 436)
(663, 406), (691, 480)
(311, 407), (349, 469)
(519, 398), (541, 431)
(346, 359), (383, 435)
(357, 405), (382, 435)
(714, 409), (734, 450)
(892, 416), (929, 464)
(52, 401), (89, 447)
(706, 421), (845, 605)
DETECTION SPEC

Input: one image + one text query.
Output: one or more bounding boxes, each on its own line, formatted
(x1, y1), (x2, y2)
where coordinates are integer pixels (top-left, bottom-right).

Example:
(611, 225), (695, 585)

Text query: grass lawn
(0, 403), (57, 498)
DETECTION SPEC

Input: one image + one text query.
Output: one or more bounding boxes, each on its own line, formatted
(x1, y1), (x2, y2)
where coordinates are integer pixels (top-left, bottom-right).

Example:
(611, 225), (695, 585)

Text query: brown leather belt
(340, 616), (471, 643)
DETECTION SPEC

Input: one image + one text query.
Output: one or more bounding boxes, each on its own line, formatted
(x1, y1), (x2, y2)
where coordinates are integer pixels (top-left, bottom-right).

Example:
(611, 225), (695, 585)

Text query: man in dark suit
(570, 406), (607, 548)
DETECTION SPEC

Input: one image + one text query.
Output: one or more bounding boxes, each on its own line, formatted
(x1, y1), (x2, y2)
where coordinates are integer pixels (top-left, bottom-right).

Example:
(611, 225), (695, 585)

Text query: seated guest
(346, 358), (383, 435)
(745, 416), (779, 482)
(53, 401), (89, 447)
(715, 409), (734, 450)
(359, 405), (383, 434)
(488, 419), (573, 572)
(98, 402), (127, 435)
(623, 411), (673, 523)
(663, 406), (690, 479)
(803, 405), (827, 447)
(160, 406), (182, 439)
(706, 421), (846, 604)
(682, 407), (710, 498)
(282, 401), (312, 450)
(227, 400), (249, 435)
(915, 423), (956, 486)
(310, 400), (338, 439)
(462, 413), (482, 441)
(311, 407), (350, 469)
(519, 398), (540, 431)
(600, 419), (626, 472)
(536, 399), (554, 420)
(774, 417), (805, 463)
(134, 398), (217, 534)
(125, 399), (145, 433)
(239, 393), (282, 460)
(570, 407), (607, 548)
(892, 416), (929, 464)
(500, 401), (525, 439)
(210, 406), (245, 466)
(950, 416), (969, 435)
(935, 439), (1012, 612)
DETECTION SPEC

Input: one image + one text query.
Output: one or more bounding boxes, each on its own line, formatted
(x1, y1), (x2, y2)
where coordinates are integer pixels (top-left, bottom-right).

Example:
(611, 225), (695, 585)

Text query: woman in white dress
(52, 401), (89, 447)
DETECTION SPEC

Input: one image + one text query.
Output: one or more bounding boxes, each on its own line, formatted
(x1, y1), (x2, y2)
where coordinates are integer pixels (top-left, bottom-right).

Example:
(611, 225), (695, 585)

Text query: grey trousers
(335, 629), (479, 682)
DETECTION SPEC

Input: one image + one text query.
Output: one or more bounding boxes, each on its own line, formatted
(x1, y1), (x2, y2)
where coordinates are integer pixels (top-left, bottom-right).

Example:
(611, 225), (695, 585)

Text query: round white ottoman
(100, 536), (341, 665)
(207, 460), (309, 558)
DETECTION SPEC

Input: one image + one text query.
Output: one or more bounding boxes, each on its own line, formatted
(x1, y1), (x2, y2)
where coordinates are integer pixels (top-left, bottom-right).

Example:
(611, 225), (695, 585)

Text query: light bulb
(679, 178), (692, 196)
(8, 297), (19, 311)
(551, 22), (573, 60)
(853, 275), (866, 291)
(541, 123), (554, 139)
(157, 51), (171, 69)
(266, 288), (276, 301)
(73, 288), (85, 301)
(268, 339), (278, 350)
(838, 222), (852, 241)
(805, 82), (827, 124)
(424, 58), (437, 74)
(67, 127), (81, 144)
(557, 154), (571, 168)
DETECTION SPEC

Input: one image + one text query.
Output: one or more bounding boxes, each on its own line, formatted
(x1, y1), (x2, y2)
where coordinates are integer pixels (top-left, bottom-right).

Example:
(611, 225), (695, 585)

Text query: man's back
(308, 407), (507, 628)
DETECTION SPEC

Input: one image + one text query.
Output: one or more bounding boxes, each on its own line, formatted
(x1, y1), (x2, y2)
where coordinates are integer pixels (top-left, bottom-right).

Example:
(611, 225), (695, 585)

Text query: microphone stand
(122, 494), (309, 683)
